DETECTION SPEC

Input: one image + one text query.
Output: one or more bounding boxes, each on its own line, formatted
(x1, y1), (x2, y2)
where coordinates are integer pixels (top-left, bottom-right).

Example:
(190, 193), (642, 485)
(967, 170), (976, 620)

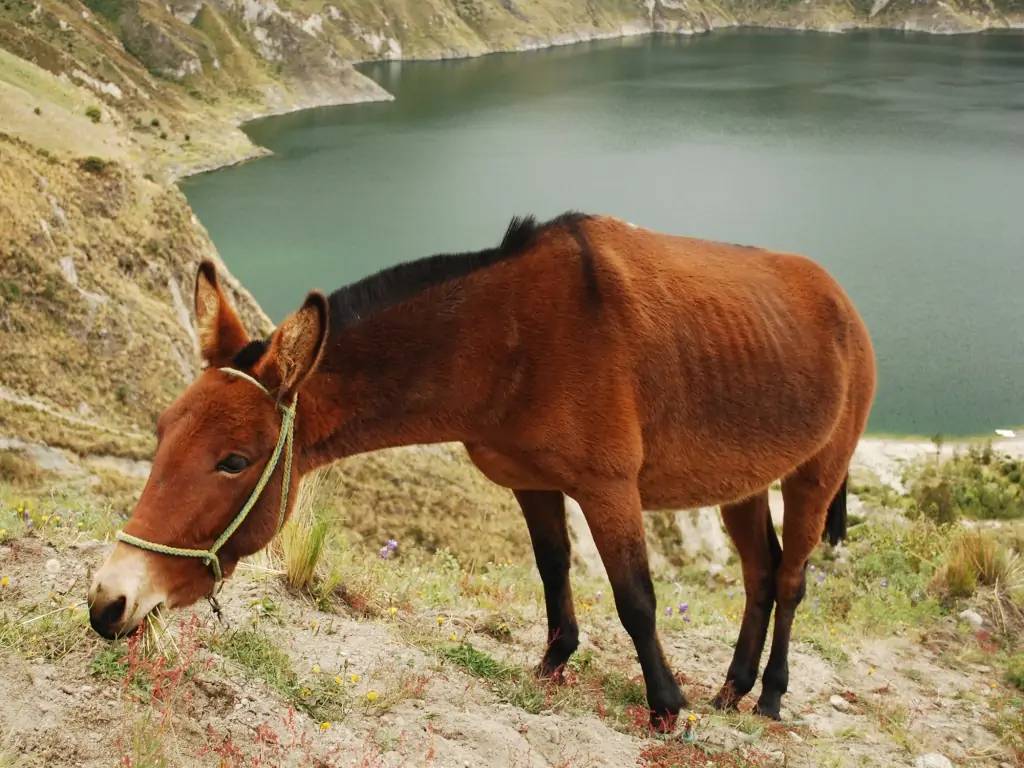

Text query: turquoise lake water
(181, 30), (1024, 436)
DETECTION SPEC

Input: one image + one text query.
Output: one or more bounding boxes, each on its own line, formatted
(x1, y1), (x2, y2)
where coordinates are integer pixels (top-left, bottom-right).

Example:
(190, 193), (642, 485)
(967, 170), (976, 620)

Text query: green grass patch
(1006, 653), (1024, 691)
(214, 628), (296, 695)
(90, 643), (130, 680)
(439, 641), (547, 714)
(0, 485), (122, 542)
(213, 627), (353, 722)
(0, 605), (90, 661)
(600, 669), (647, 710)
(440, 641), (516, 680)
(82, 0), (128, 21)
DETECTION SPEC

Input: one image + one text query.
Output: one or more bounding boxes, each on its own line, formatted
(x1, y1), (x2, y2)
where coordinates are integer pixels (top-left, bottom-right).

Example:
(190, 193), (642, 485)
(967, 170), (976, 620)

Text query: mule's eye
(216, 454), (250, 474)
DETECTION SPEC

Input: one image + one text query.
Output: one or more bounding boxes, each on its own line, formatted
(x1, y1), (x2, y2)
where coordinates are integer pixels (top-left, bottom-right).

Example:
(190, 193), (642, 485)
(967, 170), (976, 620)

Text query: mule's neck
(295, 269), (517, 470)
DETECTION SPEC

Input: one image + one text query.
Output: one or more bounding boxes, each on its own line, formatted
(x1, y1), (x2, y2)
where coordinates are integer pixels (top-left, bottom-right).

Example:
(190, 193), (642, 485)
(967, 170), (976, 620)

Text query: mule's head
(88, 262), (328, 638)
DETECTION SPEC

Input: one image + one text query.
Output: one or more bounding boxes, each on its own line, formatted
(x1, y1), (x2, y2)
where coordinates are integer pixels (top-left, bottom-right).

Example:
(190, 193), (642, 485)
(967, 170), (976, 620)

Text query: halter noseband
(115, 367), (297, 583)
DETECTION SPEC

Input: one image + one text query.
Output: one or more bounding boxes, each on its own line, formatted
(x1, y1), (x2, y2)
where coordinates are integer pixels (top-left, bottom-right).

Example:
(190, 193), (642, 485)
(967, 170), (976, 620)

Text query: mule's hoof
(649, 690), (686, 733)
(650, 709), (679, 734)
(753, 699), (782, 721)
(711, 693), (739, 711)
(534, 661), (566, 683)
(711, 683), (741, 711)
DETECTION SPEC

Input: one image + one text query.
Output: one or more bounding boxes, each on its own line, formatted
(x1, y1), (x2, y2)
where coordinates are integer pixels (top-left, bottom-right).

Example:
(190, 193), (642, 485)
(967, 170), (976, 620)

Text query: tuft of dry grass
(275, 470), (331, 592)
(0, 451), (46, 487)
(934, 530), (1020, 598)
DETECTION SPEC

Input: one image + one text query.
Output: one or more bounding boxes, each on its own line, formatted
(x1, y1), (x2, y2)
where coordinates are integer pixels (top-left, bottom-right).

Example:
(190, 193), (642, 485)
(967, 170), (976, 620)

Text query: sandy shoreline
(854, 433), (1024, 490)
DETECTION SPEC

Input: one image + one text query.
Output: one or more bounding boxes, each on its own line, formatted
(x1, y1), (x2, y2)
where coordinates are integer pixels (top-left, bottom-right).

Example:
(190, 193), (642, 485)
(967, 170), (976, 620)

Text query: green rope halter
(115, 367), (297, 583)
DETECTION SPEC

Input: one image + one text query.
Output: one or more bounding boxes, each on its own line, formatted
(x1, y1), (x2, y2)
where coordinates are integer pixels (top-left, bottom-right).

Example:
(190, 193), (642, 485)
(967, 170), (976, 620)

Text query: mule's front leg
(514, 490), (579, 679)
(578, 483), (685, 732)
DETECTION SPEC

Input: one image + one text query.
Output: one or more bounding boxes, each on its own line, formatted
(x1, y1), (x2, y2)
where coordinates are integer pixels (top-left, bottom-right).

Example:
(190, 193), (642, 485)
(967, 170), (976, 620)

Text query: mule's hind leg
(514, 490), (579, 678)
(577, 483), (686, 731)
(756, 448), (851, 719)
(712, 491), (781, 710)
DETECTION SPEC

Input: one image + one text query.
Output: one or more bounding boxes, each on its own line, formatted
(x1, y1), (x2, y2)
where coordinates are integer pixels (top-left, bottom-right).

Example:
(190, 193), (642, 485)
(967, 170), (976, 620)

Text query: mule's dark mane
(327, 212), (588, 328)
(231, 212), (589, 370)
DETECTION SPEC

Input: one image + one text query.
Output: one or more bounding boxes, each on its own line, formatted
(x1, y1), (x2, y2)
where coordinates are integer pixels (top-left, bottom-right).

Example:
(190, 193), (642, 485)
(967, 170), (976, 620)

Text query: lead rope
(116, 368), (298, 593)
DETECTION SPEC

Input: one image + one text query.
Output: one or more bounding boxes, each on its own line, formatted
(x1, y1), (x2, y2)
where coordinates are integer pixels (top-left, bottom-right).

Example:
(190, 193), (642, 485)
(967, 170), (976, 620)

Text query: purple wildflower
(665, 606), (673, 617)
(386, 539), (399, 551)
(378, 546), (391, 560)
(678, 602), (689, 614)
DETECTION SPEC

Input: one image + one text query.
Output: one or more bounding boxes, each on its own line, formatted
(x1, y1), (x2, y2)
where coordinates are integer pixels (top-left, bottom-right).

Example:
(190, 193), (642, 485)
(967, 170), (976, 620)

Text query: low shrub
(80, 156), (108, 174)
(85, 105), (101, 123)
(904, 445), (1024, 523)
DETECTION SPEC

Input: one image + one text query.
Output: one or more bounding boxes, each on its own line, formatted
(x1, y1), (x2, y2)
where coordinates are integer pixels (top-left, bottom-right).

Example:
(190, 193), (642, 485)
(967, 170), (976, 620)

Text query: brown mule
(88, 213), (875, 728)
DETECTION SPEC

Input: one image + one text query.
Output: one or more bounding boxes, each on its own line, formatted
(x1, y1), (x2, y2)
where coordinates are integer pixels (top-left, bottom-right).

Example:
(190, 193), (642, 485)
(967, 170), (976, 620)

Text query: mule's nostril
(90, 595), (127, 639)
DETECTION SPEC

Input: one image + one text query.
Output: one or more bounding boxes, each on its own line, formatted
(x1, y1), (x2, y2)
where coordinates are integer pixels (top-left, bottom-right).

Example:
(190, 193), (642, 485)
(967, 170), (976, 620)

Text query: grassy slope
(0, 133), (270, 459)
(0, 461), (1021, 766)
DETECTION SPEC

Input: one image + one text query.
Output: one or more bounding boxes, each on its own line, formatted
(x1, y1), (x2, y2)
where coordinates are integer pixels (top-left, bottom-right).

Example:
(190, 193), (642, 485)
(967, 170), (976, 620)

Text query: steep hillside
(0, 133), (271, 458)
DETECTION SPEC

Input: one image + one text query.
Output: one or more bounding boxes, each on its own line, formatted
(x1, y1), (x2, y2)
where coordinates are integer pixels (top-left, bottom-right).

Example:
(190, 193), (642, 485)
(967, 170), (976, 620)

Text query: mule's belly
(637, 445), (802, 510)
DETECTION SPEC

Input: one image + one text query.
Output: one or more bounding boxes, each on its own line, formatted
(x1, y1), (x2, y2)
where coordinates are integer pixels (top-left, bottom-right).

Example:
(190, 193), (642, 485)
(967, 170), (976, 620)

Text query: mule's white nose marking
(89, 542), (167, 636)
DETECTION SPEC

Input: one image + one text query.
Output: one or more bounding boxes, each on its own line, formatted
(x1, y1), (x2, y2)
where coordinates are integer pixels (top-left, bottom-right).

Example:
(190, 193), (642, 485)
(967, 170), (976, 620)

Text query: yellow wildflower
(0, 576), (9, 588)
(449, 632), (458, 642)
(300, 687), (311, 697)
(388, 606), (398, 617)
(366, 690), (379, 703)
(334, 675), (343, 686)
(311, 664), (321, 674)
(436, 616), (445, 626)
(349, 673), (361, 684)
(319, 722), (331, 732)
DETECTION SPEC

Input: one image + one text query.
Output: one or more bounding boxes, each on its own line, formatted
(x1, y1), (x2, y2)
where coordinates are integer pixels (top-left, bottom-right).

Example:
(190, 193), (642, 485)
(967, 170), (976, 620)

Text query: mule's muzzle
(89, 593), (129, 640)
(87, 542), (166, 639)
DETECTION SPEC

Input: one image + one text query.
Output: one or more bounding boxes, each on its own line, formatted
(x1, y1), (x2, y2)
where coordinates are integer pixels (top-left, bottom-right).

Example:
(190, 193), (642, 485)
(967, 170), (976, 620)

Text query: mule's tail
(822, 475), (848, 546)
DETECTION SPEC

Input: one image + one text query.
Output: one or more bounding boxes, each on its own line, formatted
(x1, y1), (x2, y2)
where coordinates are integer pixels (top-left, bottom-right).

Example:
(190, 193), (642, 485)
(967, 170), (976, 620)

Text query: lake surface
(182, 29), (1024, 437)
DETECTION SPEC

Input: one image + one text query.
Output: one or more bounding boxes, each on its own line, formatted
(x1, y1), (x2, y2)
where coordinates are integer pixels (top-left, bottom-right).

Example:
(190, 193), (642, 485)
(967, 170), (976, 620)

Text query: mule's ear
(194, 260), (250, 367)
(259, 291), (329, 400)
